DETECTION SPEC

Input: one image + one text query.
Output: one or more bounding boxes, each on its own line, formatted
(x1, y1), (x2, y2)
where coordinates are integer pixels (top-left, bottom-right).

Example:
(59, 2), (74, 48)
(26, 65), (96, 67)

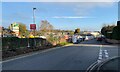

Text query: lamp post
(33, 8), (36, 24)
(33, 8), (36, 47)
(27, 31), (30, 48)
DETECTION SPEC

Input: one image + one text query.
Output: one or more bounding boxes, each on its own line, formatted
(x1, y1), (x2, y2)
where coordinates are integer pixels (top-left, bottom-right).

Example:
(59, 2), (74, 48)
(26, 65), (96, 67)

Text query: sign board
(11, 22), (19, 36)
(30, 24), (36, 30)
(12, 23), (19, 30)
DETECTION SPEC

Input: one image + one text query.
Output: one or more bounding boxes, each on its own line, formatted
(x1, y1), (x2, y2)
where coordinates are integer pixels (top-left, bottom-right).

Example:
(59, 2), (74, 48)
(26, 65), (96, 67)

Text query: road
(2, 39), (119, 71)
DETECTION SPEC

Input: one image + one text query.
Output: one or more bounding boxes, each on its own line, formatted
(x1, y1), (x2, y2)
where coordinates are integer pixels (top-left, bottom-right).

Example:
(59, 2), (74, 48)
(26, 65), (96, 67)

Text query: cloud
(52, 16), (95, 19)
(52, 2), (116, 16)
(2, 0), (119, 2)
(73, 2), (115, 15)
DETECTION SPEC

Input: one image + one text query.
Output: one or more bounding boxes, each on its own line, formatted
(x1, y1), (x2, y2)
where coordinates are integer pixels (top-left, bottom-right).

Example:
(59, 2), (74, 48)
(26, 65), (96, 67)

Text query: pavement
(1, 39), (119, 71)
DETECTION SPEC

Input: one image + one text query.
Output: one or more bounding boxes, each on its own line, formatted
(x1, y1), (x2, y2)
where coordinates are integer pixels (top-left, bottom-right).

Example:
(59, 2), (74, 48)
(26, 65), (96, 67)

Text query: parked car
(96, 36), (102, 41)
(85, 34), (94, 40)
(80, 34), (86, 41)
(77, 35), (83, 43)
(97, 37), (102, 41)
(101, 35), (106, 40)
(96, 35), (106, 41)
(72, 34), (77, 44)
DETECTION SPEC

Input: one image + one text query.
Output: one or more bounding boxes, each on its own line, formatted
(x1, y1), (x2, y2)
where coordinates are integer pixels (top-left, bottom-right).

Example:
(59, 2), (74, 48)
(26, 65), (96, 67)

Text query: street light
(33, 8), (36, 47)
(33, 8), (36, 24)
(27, 8), (37, 48)
(27, 31), (30, 48)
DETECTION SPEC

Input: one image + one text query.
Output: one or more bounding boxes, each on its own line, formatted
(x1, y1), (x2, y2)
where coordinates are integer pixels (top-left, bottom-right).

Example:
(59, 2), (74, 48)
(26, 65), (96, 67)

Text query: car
(85, 34), (94, 40)
(101, 35), (106, 40)
(77, 35), (83, 42)
(80, 34), (85, 41)
(72, 34), (77, 44)
(96, 36), (102, 41)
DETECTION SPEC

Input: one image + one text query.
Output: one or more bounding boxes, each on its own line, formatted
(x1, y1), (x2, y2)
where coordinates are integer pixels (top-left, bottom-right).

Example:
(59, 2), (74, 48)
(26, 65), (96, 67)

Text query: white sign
(11, 22), (19, 36)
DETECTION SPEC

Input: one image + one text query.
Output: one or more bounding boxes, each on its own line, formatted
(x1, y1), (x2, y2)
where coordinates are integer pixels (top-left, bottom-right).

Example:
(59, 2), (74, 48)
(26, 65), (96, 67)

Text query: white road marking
(97, 45), (110, 63)
(99, 52), (102, 54)
(104, 50), (107, 52)
(98, 56), (102, 60)
(104, 50), (109, 58)
(105, 52), (108, 55)
(98, 46), (103, 63)
(99, 49), (102, 54)
(105, 55), (109, 58)
(100, 45), (103, 48)
(97, 60), (101, 63)
(99, 54), (102, 57)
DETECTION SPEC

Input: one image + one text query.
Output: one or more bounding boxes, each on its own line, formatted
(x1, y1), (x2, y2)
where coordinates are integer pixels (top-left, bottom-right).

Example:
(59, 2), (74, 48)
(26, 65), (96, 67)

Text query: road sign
(30, 24), (36, 30)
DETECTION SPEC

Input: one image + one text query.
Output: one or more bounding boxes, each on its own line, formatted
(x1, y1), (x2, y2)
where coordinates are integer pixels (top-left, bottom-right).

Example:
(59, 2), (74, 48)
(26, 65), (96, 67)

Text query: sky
(2, 2), (118, 31)
(1, 0), (119, 2)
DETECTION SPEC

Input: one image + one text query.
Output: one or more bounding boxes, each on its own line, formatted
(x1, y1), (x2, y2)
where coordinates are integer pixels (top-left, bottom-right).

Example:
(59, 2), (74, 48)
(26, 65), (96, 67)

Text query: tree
(39, 20), (54, 32)
(74, 28), (80, 34)
(101, 25), (115, 36)
(101, 22), (120, 40)
(19, 23), (26, 33)
(117, 21), (120, 28)
(101, 27), (107, 35)
(9, 22), (28, 37)
(112, 21), (120, 40)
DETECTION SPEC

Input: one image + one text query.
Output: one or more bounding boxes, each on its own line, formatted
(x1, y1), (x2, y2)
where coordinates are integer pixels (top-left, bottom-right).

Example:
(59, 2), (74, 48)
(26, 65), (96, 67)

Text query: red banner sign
(30, 24), (36, 30)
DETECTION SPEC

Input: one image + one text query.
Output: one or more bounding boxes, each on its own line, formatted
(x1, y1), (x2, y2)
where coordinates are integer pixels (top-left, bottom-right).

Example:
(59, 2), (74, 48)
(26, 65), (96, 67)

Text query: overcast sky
(2, 1), (119, 31)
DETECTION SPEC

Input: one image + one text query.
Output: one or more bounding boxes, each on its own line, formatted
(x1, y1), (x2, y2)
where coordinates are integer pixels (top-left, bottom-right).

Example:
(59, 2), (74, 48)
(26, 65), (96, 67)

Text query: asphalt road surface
(2, 39), (119, 71)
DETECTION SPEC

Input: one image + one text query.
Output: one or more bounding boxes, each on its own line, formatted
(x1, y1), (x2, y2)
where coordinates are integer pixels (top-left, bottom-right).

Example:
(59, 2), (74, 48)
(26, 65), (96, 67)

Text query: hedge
(2, 37), (52, 51)
(112, 26), (120, 40)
